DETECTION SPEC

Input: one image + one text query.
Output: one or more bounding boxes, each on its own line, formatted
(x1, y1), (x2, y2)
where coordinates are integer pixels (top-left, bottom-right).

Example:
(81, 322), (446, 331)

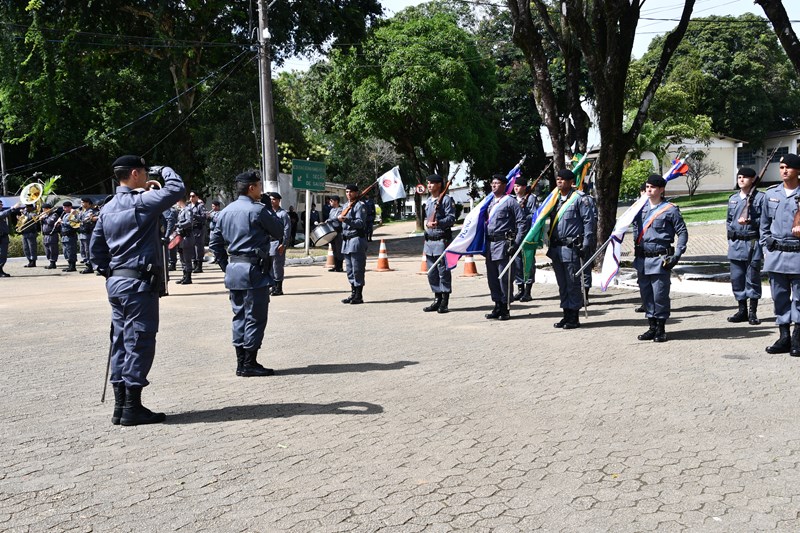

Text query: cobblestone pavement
(2, 224), (799, 532)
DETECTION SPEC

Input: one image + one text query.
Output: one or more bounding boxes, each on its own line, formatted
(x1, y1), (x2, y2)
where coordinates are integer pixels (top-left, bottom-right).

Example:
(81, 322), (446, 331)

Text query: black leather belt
(634, 246), (673, 258)
(229, 255), (260, 264)
(110, 268), (149, 280)
(728, 231), (757, 241)
(550, 237), (582, 248)
(774, 242), (800, 252)
(487, 234), (511, 242)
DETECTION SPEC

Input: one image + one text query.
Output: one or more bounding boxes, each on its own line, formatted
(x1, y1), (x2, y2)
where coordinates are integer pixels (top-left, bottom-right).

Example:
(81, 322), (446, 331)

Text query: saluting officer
(422, 174), (456, 314)
(760, 153), (800, 356)
(484, 173), (526, 321)
(726, 167), (765, 325)
(633, 174), (688, 343)
(512, 176), (538, 302)
(339, 184), (368, 304)
(78, 198), (98, 274)
(547, 169), (597, 329)
(58, 201), (79, 272)
(326, 196), (344, 272)
(267, 191), (292, 296)
(40, 203), (61, 270)
(175, 197), (195, 284)
(208, 171), (284, 377)
(90, 156), (185, 426)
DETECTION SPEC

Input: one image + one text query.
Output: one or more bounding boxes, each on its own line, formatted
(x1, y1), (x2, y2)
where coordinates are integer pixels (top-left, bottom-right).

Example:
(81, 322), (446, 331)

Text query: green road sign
(292, 160), (326, 191)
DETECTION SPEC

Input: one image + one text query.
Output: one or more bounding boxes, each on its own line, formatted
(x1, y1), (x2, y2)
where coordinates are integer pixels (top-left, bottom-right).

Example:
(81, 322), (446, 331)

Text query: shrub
(620, 159), (654, 201)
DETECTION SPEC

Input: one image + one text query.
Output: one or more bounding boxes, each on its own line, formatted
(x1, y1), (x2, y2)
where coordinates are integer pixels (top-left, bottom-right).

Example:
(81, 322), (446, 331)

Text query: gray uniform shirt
(423, 194), (456, 256)
(632, 202), (688, 276)
(727, 190), (765, 261)
(269, 207), (292, 256)
(485, 194), (526, 261)
(760, 184), (800, 274)
(341, 201), (367, 254)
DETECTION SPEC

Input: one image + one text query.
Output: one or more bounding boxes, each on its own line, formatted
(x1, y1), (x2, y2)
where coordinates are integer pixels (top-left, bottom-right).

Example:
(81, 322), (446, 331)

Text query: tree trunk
(756, 0), (800, 77)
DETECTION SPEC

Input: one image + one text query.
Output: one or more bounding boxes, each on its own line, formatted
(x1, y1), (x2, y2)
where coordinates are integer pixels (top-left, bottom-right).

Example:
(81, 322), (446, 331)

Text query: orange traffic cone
(460, 255), (479, 277)
(326, 244), (335, 269)
(375, 240), (393, 272)
(417, 253), (428, 275)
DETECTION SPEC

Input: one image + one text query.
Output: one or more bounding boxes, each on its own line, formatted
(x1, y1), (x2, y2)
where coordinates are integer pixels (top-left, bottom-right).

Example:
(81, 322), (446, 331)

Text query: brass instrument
(15, 183), (45, 232)
(67, 209), (82, 229)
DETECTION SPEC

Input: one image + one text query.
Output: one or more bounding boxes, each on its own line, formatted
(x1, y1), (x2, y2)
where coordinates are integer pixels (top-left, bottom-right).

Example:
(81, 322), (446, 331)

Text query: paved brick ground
(2, 219), (798, 532)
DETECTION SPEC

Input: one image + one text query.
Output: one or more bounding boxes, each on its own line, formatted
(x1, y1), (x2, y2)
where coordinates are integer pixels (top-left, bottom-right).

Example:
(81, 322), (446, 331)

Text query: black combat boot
(423, 293), (442, 312)
(63, 262), (77, 272)
(120, 386), (166, 426)
(192, 261), (203, 274)
(512, 285), (524, 302)
(653, 319), (667, 343)
(175, 271), (192, 285)
(46, 261), (57, 269)
(342, 284), (355, 304)
(766, 324), (791, 354)
(497, 303), (511, 321)
(240, 349), (274, 377)
(437, 293), (450, 314)
(792, 325), (800, 357)
(271, 281), (283, 296)
(80, 265), (94, 274)
(235, 346), (246, 376)
(563, 309), (581, 329)
(553, 309), (568, 328)
(0, 266), (9, 278)
(111, 383), (126, 425)
(24, 259), (35, 268)
(485, 302), (501, 320)
(727, 300), (748, 323)
(634, 304), (645, 313)
(168, 263), (177, 272)
(519, 284), (533, 302)
(638, 318), (657, 341)
(748, 299), (761, 325)
(350, 285), (364, 305)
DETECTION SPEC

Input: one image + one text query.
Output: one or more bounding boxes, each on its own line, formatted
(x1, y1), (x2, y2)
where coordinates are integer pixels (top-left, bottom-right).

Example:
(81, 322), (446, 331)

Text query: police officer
(760, 153), (800, 356)
(163, 205), (179, 271)
(326, 196), (344, 272)
(267, 191), (292, 296)
(40, 203), (61, 269)
(188, 192), (206, 273)
(90, 155), (184, 426)
(0, 200), (21, 277)
(207, 200), (224, 265)
(78, 198), (98, 274)
(58, 201), (79, 272)
(547, 169), (597, 329)
(19, 203), (39, 267)
(484, 173), (526, 321)
(208, 170), (284, 377)
(512, 176), (538, 302)
(175, 197), (195, 284)
(726, 167), (765, 325)
(340, 184), (368, 304)
(633, 174), (688, 343)
(423, 174), (456, 313)
(363, 194), (377, 242)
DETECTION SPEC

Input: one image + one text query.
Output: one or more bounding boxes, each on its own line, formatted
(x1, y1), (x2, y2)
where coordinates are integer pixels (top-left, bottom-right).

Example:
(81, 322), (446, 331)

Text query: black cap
(112, 155), (146, 170)
(235, 170), (260, 183)
(737, 167), (757, 178)
(62, 201), (73, 207)
(268, 191), (282, 200)
(426, 174), (443, 184)
(211, 200), (221, 206)
(491, 173), (507, 183)
(42, 202), (52, 209)
(780, 153), (800, 170)
(557, 169), (575, 181)
(81, 197), (92, 203)
(646, 173), (667, 188)
(514, 176), (528, 185)
(345, 183), (359, 192)
(330, 195), (340, 202)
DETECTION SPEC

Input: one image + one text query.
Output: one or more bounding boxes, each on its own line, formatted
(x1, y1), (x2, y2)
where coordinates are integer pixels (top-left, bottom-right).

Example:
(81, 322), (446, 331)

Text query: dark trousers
(192, 227), (205, 263)
(637, 271), (672, 319)
(230, 286), (270, 350)
(43, 236), (59, 262)
(61, 235), (77, 264)
(552, 255), (583, 310)
(0, 234), (8, 266)
(513, 253), (535, 286)
(79, 236), (91, 263)
(22, 232), (37, 261)
(179, 234), (195, 272)
(486, 257), (513, 304)
(769, 272), (800, 325)
(730, 258), (762, 300)
(109, 291), (159, 387)
(344, 252), (366, 287)
(426, 254), (451, 293)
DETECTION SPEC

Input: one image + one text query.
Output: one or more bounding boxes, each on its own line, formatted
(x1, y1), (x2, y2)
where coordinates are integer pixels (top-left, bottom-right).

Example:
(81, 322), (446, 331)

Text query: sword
(578, 254), (589, 319)
(100, 322), (112, 403)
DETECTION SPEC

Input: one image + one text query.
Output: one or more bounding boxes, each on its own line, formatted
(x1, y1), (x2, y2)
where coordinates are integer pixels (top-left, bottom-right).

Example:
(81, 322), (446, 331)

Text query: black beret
(329, 195), (341, 202)
(42, 202), (52, 209)
(780, 153), (800, 169)
(557, 169), (575, 181)
(62, 201), (73, 207)
(235, 170), (260, 183)
(514, 175), (528, 185)
(211, 200), (221, 206)
(112, 155), (146, 169)
(345, 183), (359, 191)
(737, 167), (757, 178)
(81, 197), (92, 203)
(426, 174), (443, 184)
(268, 191), (282, 200)
(646, 173), (667, 188)
(491, 173), (507, 182)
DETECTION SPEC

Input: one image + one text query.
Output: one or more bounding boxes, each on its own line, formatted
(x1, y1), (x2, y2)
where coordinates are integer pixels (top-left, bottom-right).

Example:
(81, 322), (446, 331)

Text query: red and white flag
(377, 166), (406, 203)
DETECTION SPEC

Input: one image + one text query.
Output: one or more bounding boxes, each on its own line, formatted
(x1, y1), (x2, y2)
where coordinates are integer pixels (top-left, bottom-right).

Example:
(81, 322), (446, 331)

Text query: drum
(310, 222), (338, 247)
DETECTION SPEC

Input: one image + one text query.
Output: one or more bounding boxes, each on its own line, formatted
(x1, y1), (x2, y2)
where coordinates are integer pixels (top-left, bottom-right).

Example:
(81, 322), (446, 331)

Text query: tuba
(15, 183), (45, 232)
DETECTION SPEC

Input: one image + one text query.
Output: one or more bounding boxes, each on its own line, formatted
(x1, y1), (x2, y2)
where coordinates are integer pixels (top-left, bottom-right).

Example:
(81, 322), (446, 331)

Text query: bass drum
(310, 222), (338, 247)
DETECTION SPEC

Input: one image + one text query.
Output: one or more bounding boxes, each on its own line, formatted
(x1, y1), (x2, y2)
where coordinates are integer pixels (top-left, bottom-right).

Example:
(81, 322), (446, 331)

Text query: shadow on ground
(276, 361), (419, 376)
(166, 401), (384, 424)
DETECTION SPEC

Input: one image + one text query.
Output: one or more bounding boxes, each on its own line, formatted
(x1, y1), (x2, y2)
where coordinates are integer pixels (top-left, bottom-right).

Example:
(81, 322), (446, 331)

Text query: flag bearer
(422, 174), (456, 314)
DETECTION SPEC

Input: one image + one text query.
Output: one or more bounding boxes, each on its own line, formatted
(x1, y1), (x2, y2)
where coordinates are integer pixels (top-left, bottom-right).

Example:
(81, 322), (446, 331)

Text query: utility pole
(0, 141), (7, 196)
(257, 0), (279, 194)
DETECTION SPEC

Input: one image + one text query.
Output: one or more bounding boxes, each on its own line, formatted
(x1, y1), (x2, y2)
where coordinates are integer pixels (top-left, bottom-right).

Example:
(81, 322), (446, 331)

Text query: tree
(319, 5), (498, 230)
(756, 0), (800, 77)
(507, 0), (696, 244)
(684, 150), (718, 197)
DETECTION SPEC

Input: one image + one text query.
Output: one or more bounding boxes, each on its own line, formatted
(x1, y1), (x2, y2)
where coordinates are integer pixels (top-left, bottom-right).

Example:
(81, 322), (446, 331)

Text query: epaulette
(766, 183), (781, 190)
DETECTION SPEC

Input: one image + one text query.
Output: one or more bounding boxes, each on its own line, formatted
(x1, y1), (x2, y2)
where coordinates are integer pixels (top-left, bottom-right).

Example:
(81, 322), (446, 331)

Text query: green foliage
(680, 206), (727, 224)
(7, 234), (47, 257)
(620, 159), (653, 201)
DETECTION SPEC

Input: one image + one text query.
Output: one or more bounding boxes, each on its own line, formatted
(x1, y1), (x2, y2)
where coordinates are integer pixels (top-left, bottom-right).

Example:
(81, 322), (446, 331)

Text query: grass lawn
(681, 206), (727, 224)
(668, 191), (731, 208)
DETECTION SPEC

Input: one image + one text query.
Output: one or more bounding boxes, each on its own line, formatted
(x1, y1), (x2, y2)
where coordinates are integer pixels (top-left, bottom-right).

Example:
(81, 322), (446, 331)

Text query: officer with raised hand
(90, 155), (184, 426)
(78, 198), (98, 274)
(58, 201), (79, 272)
(209, 171), (284, 377)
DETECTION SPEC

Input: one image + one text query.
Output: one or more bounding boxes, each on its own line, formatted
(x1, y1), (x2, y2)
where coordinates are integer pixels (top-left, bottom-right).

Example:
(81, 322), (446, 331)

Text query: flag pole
(574, 236), (612, 277)
(426, 252), (446, 275)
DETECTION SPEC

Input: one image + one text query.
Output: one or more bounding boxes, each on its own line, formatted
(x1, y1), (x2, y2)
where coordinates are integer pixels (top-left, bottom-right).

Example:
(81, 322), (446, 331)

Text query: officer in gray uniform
(162, 205), (178, 270)
(326, 196), (344, 272)
(512, 176), (538, 302)
(423, 174), (456, 314)
(19, 204), (39, 267)
(0, 199), (21, 277)
(188, 192), (206, 273)
(726, 167), (765, 325)
(58, 201), (79, 272)
(633, 173), (688, 343)
(340, 183), (368, 304)
(209, 170), (284, 377)
(78, 198), (98, 274)
(267, 191), (292, 296)
(90, 155), (184, 426)
(547, 169), (597, 329)
(207, 200), (224, 265)
(484, 173), (526, 321)
(582, 192), (598, 303)
(760, 153), (800, 356)
(40, 203), (61, 269)
(175, 197), (195, 284)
